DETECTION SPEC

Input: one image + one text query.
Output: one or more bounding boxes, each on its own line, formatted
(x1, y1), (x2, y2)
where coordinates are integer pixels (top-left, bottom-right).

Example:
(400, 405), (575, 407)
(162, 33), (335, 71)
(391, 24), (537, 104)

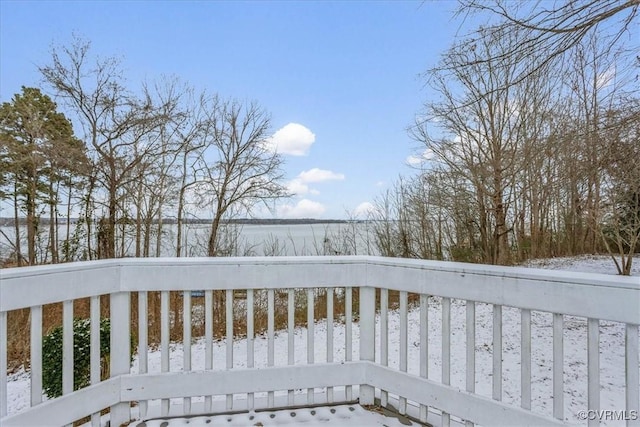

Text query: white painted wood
(307, 288), (315, 404)
(442, 297), (451, 427)
(366, 363), (567, 427)
(521, 308), (531, 411)
(204, 289), (213, 413)
(136, 292), (147, 421)
(160, 290), (170, 416)
(380, 288), (389, 408)
(420, 294), (429, 423)
(287, 288), (295, 406)
(247, 289), (254, 410)
(587, 318), (599, 427)
(327, 287), (334, 403)
(0, 310), (7, 418)
(226, 289), (233, 410)
(1, 257), (637, 323)
(1, 257), (638, 426)
(399, 290), (408, 414)
(183, 291), (192, 414)
(0, 263), (120, 311)
(0, 378), (120, 427)
(345, 286), (353, 401)
(268, 288), (275, 407)
(626, 324), (639, 427)
(359, 287), (376, 405)
(63, 300), (73, 397)
(465, 300), (475, 427)
(364, 259), (639, 324)
(30, 305), (42, 407)
(109, 292), (131, 426)
(553, 313), (564, 420)
(90, 296), (101, 427)
(121, 362), (365, 401)
(493, 304), (502, 401)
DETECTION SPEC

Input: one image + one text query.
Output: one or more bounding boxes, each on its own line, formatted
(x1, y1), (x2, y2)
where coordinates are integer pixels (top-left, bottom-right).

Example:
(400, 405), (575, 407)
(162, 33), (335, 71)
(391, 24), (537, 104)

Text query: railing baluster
(183, 291), (192, 415)
(110, 292), (131, 425)
(493, 304), (502, 402)
(359, 287), (376, 405)
(626, 324), (639, 427)
(307, 288), (314, 405)
(553, 313), (564, 420)
(30, 305), (42, 407)
(226, 289), (233, 410)
(465, 300), (475, 427)
(268, 289), (275, 407)
(287, 288), (295, 406)
(521, 308), (531, 411)
(327, 287), (334, 403)
(381, 288), (388, 408)
(587, 318), (599, 427)
(90, 297), (101, 426)
(442, 297), (451, 427)
(419, 294), (428, 422)
(137, 292), (147, 421)
(161, 290), (170, 416)
(204, 290), (213, 413)
(62, 300), (73, 398)
(247, 289), (254, 410)
(0, 310), (6, 418)
(345, 286), (353, 401)
(399, 291), (408, 415)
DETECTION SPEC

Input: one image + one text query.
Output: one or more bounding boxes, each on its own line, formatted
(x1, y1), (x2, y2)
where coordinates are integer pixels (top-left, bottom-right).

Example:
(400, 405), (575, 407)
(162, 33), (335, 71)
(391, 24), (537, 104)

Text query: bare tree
(454, 0), (638, 92)
(597, 100), (640, 275)
(40, 36), (175, 259)
(199, 98), (289, 257)
(413, 28), (533, 265)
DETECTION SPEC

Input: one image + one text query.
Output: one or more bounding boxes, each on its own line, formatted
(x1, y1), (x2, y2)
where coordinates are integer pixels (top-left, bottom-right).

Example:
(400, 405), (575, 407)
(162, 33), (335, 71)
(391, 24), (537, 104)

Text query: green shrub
(42, 318), (111, 398)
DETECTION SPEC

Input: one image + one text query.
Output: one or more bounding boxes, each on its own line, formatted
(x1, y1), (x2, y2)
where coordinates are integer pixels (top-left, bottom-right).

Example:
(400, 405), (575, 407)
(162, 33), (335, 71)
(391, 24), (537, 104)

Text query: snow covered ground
(4, 255), (639, 426)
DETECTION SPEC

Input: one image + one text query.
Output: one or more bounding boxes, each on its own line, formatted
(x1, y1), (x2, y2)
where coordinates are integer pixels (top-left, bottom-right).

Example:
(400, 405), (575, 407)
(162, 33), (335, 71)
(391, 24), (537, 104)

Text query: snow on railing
(0, 257), (638, 427)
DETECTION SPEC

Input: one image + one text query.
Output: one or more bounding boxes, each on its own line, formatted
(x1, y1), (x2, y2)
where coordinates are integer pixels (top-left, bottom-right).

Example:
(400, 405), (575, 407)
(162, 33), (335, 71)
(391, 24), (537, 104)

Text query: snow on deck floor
(133, 404), (418, 427)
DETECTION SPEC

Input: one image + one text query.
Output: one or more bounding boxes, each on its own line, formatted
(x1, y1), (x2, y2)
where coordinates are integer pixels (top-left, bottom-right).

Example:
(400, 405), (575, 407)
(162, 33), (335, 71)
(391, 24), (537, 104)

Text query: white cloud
(354, 202), (375, 219)
(286, 168), (344, 196)
(266, 123), (316, 156)
(406, 148), (435, 166)
(278, 199), (326, 218)
(297, 168), (345, 183)
(286, 179), (319, 196)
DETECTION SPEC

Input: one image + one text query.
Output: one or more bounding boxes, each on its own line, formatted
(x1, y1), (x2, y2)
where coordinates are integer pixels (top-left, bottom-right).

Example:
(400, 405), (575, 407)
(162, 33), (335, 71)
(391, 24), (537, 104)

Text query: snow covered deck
(1, 257), (639, 426)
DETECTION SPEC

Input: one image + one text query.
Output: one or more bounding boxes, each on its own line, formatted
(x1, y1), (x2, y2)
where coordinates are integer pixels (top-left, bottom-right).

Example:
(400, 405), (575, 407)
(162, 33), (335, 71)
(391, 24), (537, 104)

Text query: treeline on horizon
(0, 2), (638, 274)
(0, 217), (352, 227)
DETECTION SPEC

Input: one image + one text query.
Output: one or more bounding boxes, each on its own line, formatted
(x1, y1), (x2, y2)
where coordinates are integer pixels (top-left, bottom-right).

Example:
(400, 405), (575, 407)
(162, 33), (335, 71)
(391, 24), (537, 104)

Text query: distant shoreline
(0, 217), (357, 227)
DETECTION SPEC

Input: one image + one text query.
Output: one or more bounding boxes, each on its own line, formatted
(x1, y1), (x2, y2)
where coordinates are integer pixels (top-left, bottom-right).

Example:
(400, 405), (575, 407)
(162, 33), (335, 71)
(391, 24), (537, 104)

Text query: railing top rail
(1, 256), (638, 322)
(2, 255), (637, 285)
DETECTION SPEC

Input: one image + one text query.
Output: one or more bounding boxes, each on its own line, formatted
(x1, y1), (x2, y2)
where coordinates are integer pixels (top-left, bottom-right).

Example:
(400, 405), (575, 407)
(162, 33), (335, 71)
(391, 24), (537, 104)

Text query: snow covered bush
(41, 318), (111, 398)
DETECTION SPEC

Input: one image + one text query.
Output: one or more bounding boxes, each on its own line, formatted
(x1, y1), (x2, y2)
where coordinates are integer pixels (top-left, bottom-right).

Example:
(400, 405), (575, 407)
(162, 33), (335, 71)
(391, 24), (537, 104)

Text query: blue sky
(0, 0), (464, 219)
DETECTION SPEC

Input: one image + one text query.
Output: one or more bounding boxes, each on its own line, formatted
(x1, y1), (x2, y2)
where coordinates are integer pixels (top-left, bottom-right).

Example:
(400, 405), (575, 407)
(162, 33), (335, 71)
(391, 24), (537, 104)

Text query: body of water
(0, 222), (379, 262)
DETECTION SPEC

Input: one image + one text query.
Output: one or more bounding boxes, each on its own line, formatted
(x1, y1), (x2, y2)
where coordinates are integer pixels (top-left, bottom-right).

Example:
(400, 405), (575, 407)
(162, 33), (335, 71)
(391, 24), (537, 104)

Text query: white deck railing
(0, 257), (638, 426)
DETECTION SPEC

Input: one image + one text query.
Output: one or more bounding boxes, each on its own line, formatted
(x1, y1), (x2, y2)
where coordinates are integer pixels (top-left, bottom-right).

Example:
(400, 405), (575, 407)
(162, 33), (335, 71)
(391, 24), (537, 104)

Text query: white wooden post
(110, 292), (130, 426)
(0, 310), (7, 418)
(359, 286), (375, 405)
(30, 306), (42, 406)
(626, 324), (639, 427)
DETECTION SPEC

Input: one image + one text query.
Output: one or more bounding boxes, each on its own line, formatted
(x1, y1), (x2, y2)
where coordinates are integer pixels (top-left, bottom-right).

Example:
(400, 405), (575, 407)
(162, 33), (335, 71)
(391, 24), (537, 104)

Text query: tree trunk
(13, 183), (23, 266)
